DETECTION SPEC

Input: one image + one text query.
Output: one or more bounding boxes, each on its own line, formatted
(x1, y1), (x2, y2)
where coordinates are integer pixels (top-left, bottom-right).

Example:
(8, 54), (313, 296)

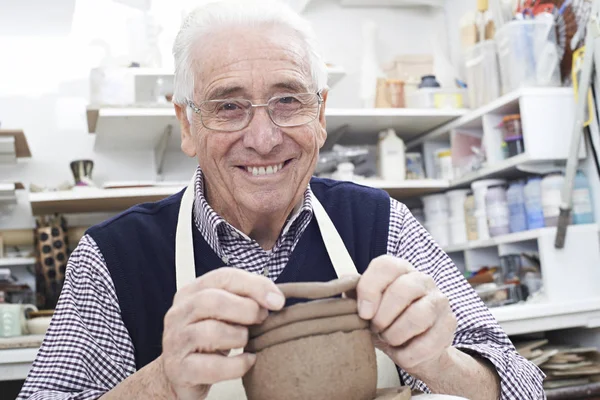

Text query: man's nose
(242, 107), (283, 155)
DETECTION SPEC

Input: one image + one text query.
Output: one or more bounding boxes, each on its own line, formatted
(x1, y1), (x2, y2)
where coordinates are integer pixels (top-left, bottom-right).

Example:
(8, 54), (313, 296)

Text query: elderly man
(19, 1), (544, 399)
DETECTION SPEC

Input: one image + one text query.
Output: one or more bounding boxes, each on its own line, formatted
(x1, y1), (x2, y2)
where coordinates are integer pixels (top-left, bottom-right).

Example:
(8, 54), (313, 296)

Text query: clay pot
(243, 276), (377, 400)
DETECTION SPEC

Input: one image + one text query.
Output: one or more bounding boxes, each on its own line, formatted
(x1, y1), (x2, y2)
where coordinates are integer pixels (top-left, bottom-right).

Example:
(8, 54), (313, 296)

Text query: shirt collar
(192, 167), (313, 254)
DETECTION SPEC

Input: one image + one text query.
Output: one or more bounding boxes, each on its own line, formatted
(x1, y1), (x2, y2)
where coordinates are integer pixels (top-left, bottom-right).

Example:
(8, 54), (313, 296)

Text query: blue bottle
(524, 177), (545, 229)
(507, 180), (528, 232)
(573, 170), (594, 224)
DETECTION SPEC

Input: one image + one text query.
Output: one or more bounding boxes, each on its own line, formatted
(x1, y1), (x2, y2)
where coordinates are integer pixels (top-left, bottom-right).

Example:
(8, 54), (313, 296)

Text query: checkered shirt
(18, 169), (545, 399)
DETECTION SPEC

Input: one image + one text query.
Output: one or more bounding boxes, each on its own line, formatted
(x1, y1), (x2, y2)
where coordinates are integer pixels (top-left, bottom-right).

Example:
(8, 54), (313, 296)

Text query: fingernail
(266, 291), (285, 309)
(247, 353), (257, 365)
(358, 300), (374, 319)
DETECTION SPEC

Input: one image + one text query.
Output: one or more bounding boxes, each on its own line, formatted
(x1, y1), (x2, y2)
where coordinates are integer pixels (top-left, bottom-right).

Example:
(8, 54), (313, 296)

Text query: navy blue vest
(87, 177), (390, 370)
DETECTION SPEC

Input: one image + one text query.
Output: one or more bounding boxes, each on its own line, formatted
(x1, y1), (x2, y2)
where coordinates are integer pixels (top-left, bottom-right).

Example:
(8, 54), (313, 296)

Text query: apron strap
(309, 190), (359, 278)
(175, 174), (198, 291)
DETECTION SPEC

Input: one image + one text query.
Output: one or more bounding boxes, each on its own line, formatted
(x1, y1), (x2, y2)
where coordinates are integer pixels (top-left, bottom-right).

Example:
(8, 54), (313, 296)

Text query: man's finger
(175, 288), (268, 326)
(357, 255), (414, 319)
(180, 352), (256, 385)
(184, 320), (249, 354)
(371, 272), (434, 333)
(177, 267), (285, 311)
(380, 294), (438, 346)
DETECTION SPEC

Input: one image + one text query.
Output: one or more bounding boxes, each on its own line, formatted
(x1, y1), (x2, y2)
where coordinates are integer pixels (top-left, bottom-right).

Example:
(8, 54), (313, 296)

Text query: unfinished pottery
(243, 276), (378, 400)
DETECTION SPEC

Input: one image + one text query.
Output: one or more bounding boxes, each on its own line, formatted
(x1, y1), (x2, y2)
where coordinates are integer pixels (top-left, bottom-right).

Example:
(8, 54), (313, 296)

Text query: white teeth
(246, 163), (284, 176)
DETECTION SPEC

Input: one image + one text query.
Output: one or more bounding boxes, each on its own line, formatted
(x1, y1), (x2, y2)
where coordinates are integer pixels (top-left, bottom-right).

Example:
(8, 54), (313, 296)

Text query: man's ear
(316, 89), (328, 148)
(175, 103), (196, 157)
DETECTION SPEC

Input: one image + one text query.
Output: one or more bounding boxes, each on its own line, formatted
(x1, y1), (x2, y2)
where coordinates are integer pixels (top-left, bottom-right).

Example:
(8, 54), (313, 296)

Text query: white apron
(175, 174), (401, 399)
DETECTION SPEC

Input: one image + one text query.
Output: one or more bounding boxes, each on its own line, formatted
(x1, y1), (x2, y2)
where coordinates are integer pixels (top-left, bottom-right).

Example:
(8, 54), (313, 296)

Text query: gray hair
(172, 0), (328, 107)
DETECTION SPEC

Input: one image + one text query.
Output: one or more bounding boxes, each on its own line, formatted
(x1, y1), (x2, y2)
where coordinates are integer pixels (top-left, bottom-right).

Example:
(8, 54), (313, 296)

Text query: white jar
(422, 193), (449, 222)
(435, 149), (453, 180)
(541, 172), (564, 227)
(471, 179), (507, 240)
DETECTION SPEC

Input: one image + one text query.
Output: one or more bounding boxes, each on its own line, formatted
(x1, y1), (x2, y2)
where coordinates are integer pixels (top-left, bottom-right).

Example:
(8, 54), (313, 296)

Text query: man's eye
(278, 96), (299, 104)
(220, 102), (240, 111)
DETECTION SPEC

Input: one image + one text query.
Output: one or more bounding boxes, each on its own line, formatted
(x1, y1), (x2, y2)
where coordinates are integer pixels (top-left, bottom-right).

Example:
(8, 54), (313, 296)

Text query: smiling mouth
(238, 159), (293, 176)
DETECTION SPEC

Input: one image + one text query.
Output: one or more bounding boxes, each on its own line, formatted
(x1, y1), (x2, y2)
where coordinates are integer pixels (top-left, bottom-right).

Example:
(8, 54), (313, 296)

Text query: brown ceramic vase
(242, 276), (378, 400)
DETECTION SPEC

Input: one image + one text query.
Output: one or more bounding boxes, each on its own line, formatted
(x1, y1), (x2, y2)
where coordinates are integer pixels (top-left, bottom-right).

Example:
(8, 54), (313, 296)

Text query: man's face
(176, 24), (327, 217)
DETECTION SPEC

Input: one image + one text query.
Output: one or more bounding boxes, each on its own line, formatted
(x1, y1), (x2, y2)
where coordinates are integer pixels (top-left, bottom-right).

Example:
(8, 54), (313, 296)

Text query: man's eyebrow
(206, 85), (246, 100)
(271, 81), (310, 93)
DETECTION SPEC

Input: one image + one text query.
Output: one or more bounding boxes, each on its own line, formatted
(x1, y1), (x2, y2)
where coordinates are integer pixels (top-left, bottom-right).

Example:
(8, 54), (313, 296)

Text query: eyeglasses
(187, 92), (323, 132)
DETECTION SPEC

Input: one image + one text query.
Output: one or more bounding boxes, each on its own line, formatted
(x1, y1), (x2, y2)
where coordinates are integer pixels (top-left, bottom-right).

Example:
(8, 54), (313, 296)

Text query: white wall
(0, 0), (451, 230)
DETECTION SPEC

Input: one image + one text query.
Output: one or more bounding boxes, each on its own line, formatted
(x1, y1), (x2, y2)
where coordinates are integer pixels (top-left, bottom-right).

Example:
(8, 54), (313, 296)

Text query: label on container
(542, 189), (561, 217)
(573, 189), (593, 214)
(487, 203), (509, 228)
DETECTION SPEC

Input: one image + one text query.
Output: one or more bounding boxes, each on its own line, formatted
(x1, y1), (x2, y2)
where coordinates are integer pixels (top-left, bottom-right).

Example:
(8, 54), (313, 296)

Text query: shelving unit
(340, 0), (444, 7)
(491, 298), (600, 336)
(354, 178), (449, 198)
(0, 130), (31, 164)
(0, 347), (39, 381)
(29, 185), (185, 216)
(407, 87), (572, 147)
(86, 106), (467, 151)
(0, 258), (35, 267)
(0, 182), (25, 205)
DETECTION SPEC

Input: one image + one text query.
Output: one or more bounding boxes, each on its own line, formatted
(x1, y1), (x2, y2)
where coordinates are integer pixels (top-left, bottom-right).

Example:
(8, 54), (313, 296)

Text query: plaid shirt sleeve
(387, 198), (546, 399)
(18, 235), (136, 400)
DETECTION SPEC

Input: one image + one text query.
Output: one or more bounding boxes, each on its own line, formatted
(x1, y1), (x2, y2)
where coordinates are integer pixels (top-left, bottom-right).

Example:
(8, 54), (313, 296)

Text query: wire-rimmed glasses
(187, 92), (323, 132)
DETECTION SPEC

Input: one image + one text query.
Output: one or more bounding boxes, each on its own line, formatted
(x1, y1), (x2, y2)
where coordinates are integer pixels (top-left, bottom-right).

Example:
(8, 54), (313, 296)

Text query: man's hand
(161, 268), (285, 400)
(356, 255), (457, 380)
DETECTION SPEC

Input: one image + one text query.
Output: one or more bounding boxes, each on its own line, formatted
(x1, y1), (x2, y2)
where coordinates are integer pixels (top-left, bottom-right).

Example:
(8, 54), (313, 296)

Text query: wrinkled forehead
(190, 23), (313, 100)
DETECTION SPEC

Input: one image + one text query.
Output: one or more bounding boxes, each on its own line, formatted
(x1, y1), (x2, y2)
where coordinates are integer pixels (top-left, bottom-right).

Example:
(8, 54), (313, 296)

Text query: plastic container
(464, 192), (479, 241)
(406, 88), (468, 109)
(504, 135), (525, 158)
(406, 152), (425, 179)
(464, 40), (501, 108)
(495, 19), (561, 94)
(500, 114), (522, 139)
(524, 177), (545, 229)
(435, 149), (454, 180)
(449, 217), (468, 245)
(378, 128), (406, 181)
(541, 172), (564, 227)
(472, 179), (507, 240)
(422, 193), (449, 222)
(485, 184), (510, 237)
(424, 220), (449, 247)
(418, 75), (441, 88)
(573, 170), (594, 224)
(506, 180), (528, 233)
(446, 189), (470, 219)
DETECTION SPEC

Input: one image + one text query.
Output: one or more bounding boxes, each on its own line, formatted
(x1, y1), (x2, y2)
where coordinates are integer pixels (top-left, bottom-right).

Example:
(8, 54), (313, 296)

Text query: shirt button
(231, 231), (239, 239)
(222, 255), (229, 264)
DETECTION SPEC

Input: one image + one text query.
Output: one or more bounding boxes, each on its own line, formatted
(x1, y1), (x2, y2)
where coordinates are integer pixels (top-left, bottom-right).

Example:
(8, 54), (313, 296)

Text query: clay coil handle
(276, 275), (360, 300)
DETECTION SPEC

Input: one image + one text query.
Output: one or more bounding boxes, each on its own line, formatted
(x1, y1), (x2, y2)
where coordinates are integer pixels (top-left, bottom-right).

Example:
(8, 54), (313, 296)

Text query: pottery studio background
(2, 0), (600, 398)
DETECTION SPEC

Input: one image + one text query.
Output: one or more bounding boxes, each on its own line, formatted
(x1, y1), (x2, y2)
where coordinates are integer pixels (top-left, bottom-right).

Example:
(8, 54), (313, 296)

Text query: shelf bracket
(154, 125), (173, 177)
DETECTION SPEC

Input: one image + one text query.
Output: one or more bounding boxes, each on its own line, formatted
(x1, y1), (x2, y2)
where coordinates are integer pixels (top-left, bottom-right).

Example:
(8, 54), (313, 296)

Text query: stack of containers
(446, 189), (470, 245)
(422, 193), (450, 247)
(471, 179), (506, 240)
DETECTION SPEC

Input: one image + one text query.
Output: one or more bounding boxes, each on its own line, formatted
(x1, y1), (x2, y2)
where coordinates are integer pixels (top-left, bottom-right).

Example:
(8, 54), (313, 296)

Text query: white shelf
(443, 225), (597, 253)
(29, 185), (185, 216)
(406, 87), (572, 148)
(0, 130), (31, 163)
(326, 108), (466, 139)
(492, 298), (600, 336)
(0, 182), (25, 205)
(447, 153), (569, 188)
(354, 178), (449, 198)
(87, 106), (466, 151)
(0, 347), (39, 381)
(340, 0), (444, 7)
(0, 257), (35, 267)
